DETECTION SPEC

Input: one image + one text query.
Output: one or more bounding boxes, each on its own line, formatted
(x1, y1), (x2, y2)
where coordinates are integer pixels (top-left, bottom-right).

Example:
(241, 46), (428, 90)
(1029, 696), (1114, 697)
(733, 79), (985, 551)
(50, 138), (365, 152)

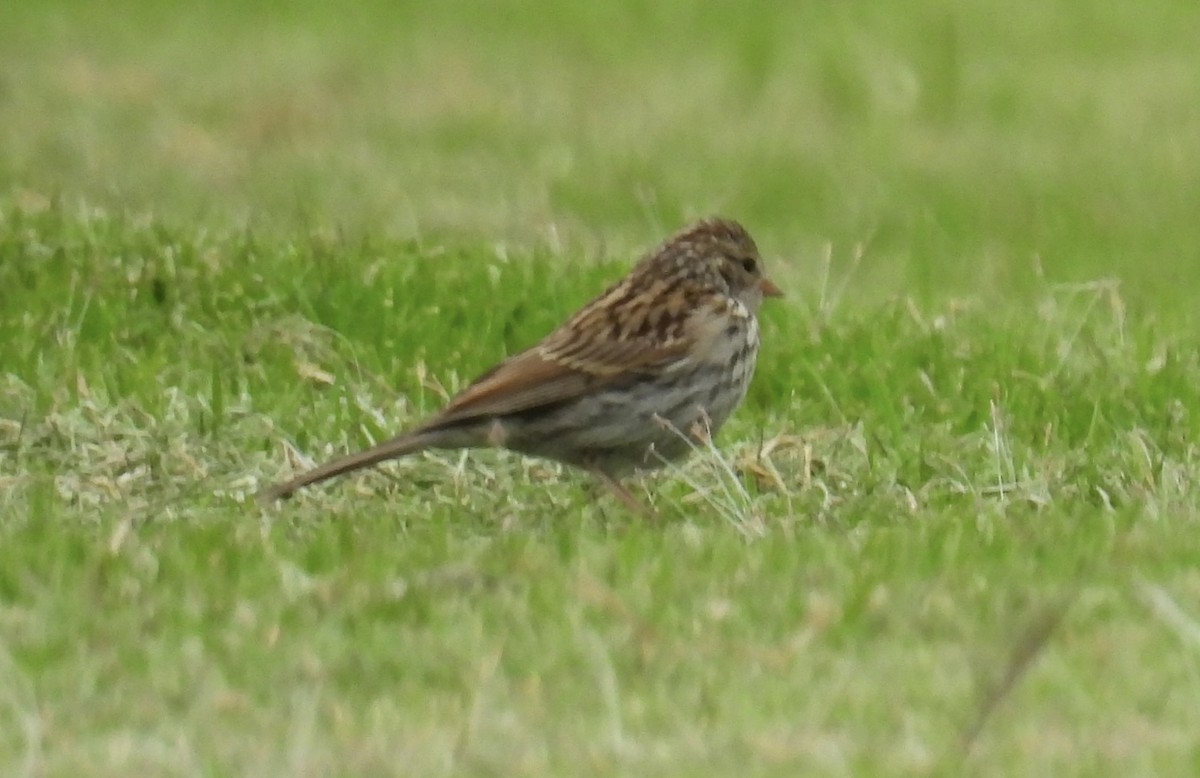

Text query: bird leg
(588, 466), (658, 520)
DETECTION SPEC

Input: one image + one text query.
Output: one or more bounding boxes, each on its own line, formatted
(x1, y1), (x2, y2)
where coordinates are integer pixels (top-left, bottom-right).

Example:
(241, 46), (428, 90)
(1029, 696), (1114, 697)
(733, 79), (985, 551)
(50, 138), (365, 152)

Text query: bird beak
(759, 277), (784, 298)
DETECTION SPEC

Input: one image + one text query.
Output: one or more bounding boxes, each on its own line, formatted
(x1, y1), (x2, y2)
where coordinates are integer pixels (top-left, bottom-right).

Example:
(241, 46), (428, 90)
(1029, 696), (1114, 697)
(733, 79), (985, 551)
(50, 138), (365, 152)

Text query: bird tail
(258, 430), (437, 502)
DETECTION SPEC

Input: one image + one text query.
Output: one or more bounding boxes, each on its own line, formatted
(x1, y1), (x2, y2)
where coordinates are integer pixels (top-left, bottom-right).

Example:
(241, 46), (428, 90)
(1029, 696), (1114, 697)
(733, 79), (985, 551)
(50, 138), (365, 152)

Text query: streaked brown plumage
(261, 217), (781, 511)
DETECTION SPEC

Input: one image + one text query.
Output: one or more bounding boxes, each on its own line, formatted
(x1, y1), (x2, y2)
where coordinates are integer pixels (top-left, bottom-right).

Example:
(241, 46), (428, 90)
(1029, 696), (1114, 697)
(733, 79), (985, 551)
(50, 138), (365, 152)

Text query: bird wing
(424, 306), (694, 428)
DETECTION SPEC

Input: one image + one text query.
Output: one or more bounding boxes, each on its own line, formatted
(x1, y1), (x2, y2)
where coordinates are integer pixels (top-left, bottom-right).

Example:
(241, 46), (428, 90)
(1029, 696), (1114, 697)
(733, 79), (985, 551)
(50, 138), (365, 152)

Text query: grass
(4, 1), (1200, 775)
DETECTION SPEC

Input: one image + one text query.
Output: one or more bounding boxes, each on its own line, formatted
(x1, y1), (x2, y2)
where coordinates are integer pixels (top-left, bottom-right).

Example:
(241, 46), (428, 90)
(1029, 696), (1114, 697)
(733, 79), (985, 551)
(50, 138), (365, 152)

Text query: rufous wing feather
(426, 334), (689, 429)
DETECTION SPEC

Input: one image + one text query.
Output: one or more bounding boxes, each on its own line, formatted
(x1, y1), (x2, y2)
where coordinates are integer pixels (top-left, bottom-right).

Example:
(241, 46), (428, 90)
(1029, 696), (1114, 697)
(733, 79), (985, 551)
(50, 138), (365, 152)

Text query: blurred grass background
(4, 1), (1198, 307)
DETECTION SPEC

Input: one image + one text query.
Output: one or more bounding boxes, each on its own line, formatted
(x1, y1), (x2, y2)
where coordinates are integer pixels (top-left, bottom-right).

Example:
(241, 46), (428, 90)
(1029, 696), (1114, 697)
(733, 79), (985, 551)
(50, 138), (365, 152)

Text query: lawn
(3, 1), (1200, 775)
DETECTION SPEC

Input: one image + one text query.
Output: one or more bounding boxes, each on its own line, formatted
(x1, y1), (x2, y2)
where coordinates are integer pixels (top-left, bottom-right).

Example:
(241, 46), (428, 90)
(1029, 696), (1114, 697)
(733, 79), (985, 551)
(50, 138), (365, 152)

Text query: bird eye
(740, 257), (758, 274)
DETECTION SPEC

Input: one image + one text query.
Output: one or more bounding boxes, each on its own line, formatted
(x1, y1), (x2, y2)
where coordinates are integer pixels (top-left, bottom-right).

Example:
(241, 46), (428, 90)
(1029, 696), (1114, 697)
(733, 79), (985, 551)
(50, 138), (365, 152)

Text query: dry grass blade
(960, 592), (1077, 760)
